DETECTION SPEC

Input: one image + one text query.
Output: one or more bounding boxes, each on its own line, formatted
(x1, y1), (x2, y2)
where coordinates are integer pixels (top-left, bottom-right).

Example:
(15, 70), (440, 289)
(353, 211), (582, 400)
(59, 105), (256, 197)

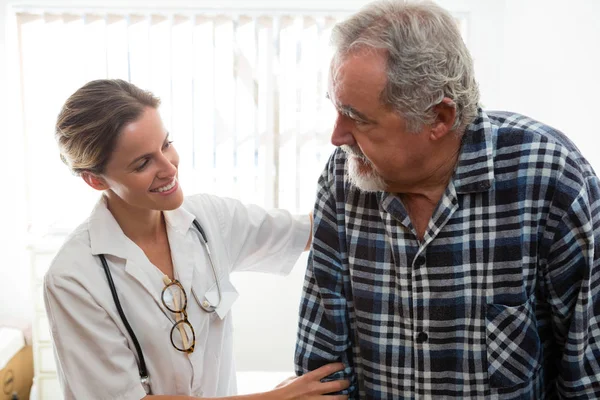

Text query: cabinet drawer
(37, 375), (63, 400)
(35, 282), (46, 312)
(38, 345), (58, 374)
(35, 313), (52, 343)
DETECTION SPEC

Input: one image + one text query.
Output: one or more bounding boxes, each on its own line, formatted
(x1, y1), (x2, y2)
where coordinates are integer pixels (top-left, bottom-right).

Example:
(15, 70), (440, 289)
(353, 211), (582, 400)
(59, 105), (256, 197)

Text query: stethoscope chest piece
(201, 299), (217, 312)
(140, 375), (151, 395)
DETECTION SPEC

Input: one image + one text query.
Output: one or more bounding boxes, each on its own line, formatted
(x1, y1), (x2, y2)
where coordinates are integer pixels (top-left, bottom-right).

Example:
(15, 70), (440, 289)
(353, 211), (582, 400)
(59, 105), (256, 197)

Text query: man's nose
(331, 114), (356, 147)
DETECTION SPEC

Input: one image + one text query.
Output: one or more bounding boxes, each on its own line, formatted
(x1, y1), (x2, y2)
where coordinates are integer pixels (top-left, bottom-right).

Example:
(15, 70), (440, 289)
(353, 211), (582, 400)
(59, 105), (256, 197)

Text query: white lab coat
(44, 193), (310, 400)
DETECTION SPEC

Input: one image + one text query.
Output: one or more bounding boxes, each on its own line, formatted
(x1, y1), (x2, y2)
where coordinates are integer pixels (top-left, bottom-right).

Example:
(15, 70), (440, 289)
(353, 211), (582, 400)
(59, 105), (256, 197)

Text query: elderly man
(294, 0), (600, 398)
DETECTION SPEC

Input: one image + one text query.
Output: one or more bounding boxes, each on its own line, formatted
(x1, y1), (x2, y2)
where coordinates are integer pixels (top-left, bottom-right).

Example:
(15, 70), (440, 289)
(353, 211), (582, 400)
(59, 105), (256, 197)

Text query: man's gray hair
(331, 0), (480, 133)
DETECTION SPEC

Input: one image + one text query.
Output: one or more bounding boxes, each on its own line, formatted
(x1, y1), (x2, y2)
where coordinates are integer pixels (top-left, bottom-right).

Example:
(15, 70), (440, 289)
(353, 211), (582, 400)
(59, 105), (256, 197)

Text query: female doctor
(44, 79), (349, 400)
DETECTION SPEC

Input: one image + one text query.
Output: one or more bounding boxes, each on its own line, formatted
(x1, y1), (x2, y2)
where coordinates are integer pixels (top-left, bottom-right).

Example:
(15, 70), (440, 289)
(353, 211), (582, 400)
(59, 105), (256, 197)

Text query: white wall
(496, 0), (600, 168)
(0, 0), (29, 331)
(1, 0), (599, 372)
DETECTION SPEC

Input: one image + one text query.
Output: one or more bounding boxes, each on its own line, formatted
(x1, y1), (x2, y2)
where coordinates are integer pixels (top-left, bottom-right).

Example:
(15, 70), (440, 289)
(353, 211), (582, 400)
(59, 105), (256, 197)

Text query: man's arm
(295, 152), (357, 397)
(543, 173), (600, 397)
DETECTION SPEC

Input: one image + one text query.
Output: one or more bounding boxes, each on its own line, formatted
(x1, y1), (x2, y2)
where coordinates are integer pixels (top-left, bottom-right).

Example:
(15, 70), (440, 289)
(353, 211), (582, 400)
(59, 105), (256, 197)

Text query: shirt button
(416, 331), (428, 343)
(202, 300), (210, 308)
(414, 256), (425, 267)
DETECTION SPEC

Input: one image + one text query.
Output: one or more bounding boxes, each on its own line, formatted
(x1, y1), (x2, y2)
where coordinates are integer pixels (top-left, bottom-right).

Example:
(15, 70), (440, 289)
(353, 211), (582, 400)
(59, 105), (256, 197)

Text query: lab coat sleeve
(44, 271), (148, 400)
(203, 195), (311, 275)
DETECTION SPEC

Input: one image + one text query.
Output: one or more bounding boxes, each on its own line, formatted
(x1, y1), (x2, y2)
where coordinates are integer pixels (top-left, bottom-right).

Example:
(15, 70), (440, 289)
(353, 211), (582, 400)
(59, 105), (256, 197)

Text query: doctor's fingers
(300, 362), (350, 395)
(309, 376), (350, 395)
(302, 362), (346, 380)
(273, 374), (349, 399)
(294, 374), (350, 398)
(273, 362), (346, 388)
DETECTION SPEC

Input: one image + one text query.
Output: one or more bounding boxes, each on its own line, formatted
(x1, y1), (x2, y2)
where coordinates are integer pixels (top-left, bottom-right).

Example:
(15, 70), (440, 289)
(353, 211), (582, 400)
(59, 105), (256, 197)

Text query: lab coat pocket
(485, 294), (541, 388)
(203, 275), (239, 319)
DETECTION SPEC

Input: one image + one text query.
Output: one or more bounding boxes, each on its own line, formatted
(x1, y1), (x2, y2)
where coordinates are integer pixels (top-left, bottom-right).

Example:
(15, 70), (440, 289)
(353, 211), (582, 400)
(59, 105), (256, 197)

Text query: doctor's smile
(150, 178), (179, 195)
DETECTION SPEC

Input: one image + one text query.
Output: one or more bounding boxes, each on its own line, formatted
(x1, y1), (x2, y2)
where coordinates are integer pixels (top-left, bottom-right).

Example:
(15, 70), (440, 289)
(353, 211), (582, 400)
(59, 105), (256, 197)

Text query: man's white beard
(343, 146), (387, 192)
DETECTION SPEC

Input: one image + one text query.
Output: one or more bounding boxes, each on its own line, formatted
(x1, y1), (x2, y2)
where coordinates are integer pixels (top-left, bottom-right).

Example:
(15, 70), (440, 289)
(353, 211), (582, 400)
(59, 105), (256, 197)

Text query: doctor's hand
(269, 363), (350, 399)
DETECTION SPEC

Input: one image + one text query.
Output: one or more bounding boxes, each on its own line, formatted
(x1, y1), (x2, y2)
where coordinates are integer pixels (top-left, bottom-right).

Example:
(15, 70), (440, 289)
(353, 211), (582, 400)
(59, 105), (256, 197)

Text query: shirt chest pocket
(485, 294), (542, 388)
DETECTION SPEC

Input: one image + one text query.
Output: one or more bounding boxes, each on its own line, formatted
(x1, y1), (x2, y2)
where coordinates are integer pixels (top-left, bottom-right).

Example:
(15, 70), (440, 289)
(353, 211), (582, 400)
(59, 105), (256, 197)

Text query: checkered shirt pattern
(295, 109), (600, 399)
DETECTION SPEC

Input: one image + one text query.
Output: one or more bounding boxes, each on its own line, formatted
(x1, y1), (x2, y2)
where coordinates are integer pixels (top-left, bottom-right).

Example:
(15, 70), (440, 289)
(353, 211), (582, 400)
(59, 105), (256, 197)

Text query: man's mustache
(341, 145), (367, 161)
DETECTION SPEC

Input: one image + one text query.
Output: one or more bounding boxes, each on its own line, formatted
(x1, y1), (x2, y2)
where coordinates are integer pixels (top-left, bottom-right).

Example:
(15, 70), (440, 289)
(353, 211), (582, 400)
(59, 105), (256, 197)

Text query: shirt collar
(163, 200), (196, 236)
(88, 196), (131, 257)
(452, 108), (495, 194)
(88, 195), (196, 258)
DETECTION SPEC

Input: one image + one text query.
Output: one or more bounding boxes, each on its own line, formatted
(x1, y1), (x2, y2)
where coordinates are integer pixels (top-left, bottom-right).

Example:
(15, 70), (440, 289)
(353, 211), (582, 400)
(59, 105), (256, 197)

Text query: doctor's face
(100, 106), (184, 211)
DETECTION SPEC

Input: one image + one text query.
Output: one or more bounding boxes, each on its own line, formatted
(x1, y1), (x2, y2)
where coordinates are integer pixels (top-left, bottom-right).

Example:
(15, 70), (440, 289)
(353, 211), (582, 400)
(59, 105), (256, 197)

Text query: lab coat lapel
(88, 196), (172, 321)
(167, 228), (194, 300)
(163, 206), (196, 300)
(123, 257), (167, 313)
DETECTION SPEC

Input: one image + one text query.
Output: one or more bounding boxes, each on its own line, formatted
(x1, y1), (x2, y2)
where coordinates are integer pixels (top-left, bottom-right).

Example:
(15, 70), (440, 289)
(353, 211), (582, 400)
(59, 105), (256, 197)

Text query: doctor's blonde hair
(55, 79), (160, 175)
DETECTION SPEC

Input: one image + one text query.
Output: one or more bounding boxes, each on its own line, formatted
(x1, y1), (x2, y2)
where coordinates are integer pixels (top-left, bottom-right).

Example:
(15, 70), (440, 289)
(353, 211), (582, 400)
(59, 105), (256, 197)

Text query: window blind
(17, 10), (338, 233)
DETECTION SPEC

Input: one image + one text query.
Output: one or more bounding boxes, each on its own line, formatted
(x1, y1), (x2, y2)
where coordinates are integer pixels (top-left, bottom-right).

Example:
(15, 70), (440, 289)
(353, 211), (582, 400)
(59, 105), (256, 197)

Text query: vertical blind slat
(17, 9), (338, 234)
(191, 17), (216, 195)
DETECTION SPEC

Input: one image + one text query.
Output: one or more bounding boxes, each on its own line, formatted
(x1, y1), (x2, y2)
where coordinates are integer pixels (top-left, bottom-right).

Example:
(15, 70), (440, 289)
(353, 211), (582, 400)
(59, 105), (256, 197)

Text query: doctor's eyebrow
(127, 132), (171, 168)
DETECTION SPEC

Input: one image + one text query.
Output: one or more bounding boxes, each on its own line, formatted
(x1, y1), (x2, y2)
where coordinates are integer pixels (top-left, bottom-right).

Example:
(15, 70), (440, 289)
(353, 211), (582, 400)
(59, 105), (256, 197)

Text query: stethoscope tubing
(192, 219), (223, 312)
(99, 253), (150, 382)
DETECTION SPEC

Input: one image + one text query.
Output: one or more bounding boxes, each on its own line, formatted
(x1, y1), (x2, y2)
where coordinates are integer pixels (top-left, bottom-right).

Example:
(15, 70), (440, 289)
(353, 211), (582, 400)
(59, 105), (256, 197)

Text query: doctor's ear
(81, 171), (109, 191)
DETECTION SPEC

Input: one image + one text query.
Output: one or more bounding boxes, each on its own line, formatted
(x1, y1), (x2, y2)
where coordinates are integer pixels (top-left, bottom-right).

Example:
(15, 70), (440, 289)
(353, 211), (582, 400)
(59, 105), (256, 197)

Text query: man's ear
(429, 97), (457, 141)
(81, 172), (109, 191)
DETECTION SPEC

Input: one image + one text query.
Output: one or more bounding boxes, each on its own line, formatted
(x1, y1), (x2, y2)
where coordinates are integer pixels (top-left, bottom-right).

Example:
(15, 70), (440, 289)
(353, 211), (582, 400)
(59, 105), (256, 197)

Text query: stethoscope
(98, 219), (222, 395)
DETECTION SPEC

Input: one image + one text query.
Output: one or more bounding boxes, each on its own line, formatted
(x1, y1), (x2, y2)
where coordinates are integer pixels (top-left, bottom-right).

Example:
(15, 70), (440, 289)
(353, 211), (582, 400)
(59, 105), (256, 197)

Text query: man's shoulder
(486, 110), (581, 154)
(485, 110), (598, 202)
(485, 110), (594, 175)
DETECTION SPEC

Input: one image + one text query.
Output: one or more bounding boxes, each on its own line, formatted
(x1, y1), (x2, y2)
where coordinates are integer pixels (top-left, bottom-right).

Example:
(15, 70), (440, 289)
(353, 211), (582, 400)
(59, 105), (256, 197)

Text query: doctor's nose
(157, 153), (178, 179)
(331, 114), (356, 147)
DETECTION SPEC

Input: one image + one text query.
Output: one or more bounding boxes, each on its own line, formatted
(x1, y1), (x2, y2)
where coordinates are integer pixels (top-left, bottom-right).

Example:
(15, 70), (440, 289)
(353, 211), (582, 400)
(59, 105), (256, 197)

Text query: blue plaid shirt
(295, 109), (600, 399)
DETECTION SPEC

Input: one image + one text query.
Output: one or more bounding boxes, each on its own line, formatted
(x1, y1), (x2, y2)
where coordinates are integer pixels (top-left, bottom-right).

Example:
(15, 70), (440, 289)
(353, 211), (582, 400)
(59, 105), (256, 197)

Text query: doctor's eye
(135, 159), (150, 172)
